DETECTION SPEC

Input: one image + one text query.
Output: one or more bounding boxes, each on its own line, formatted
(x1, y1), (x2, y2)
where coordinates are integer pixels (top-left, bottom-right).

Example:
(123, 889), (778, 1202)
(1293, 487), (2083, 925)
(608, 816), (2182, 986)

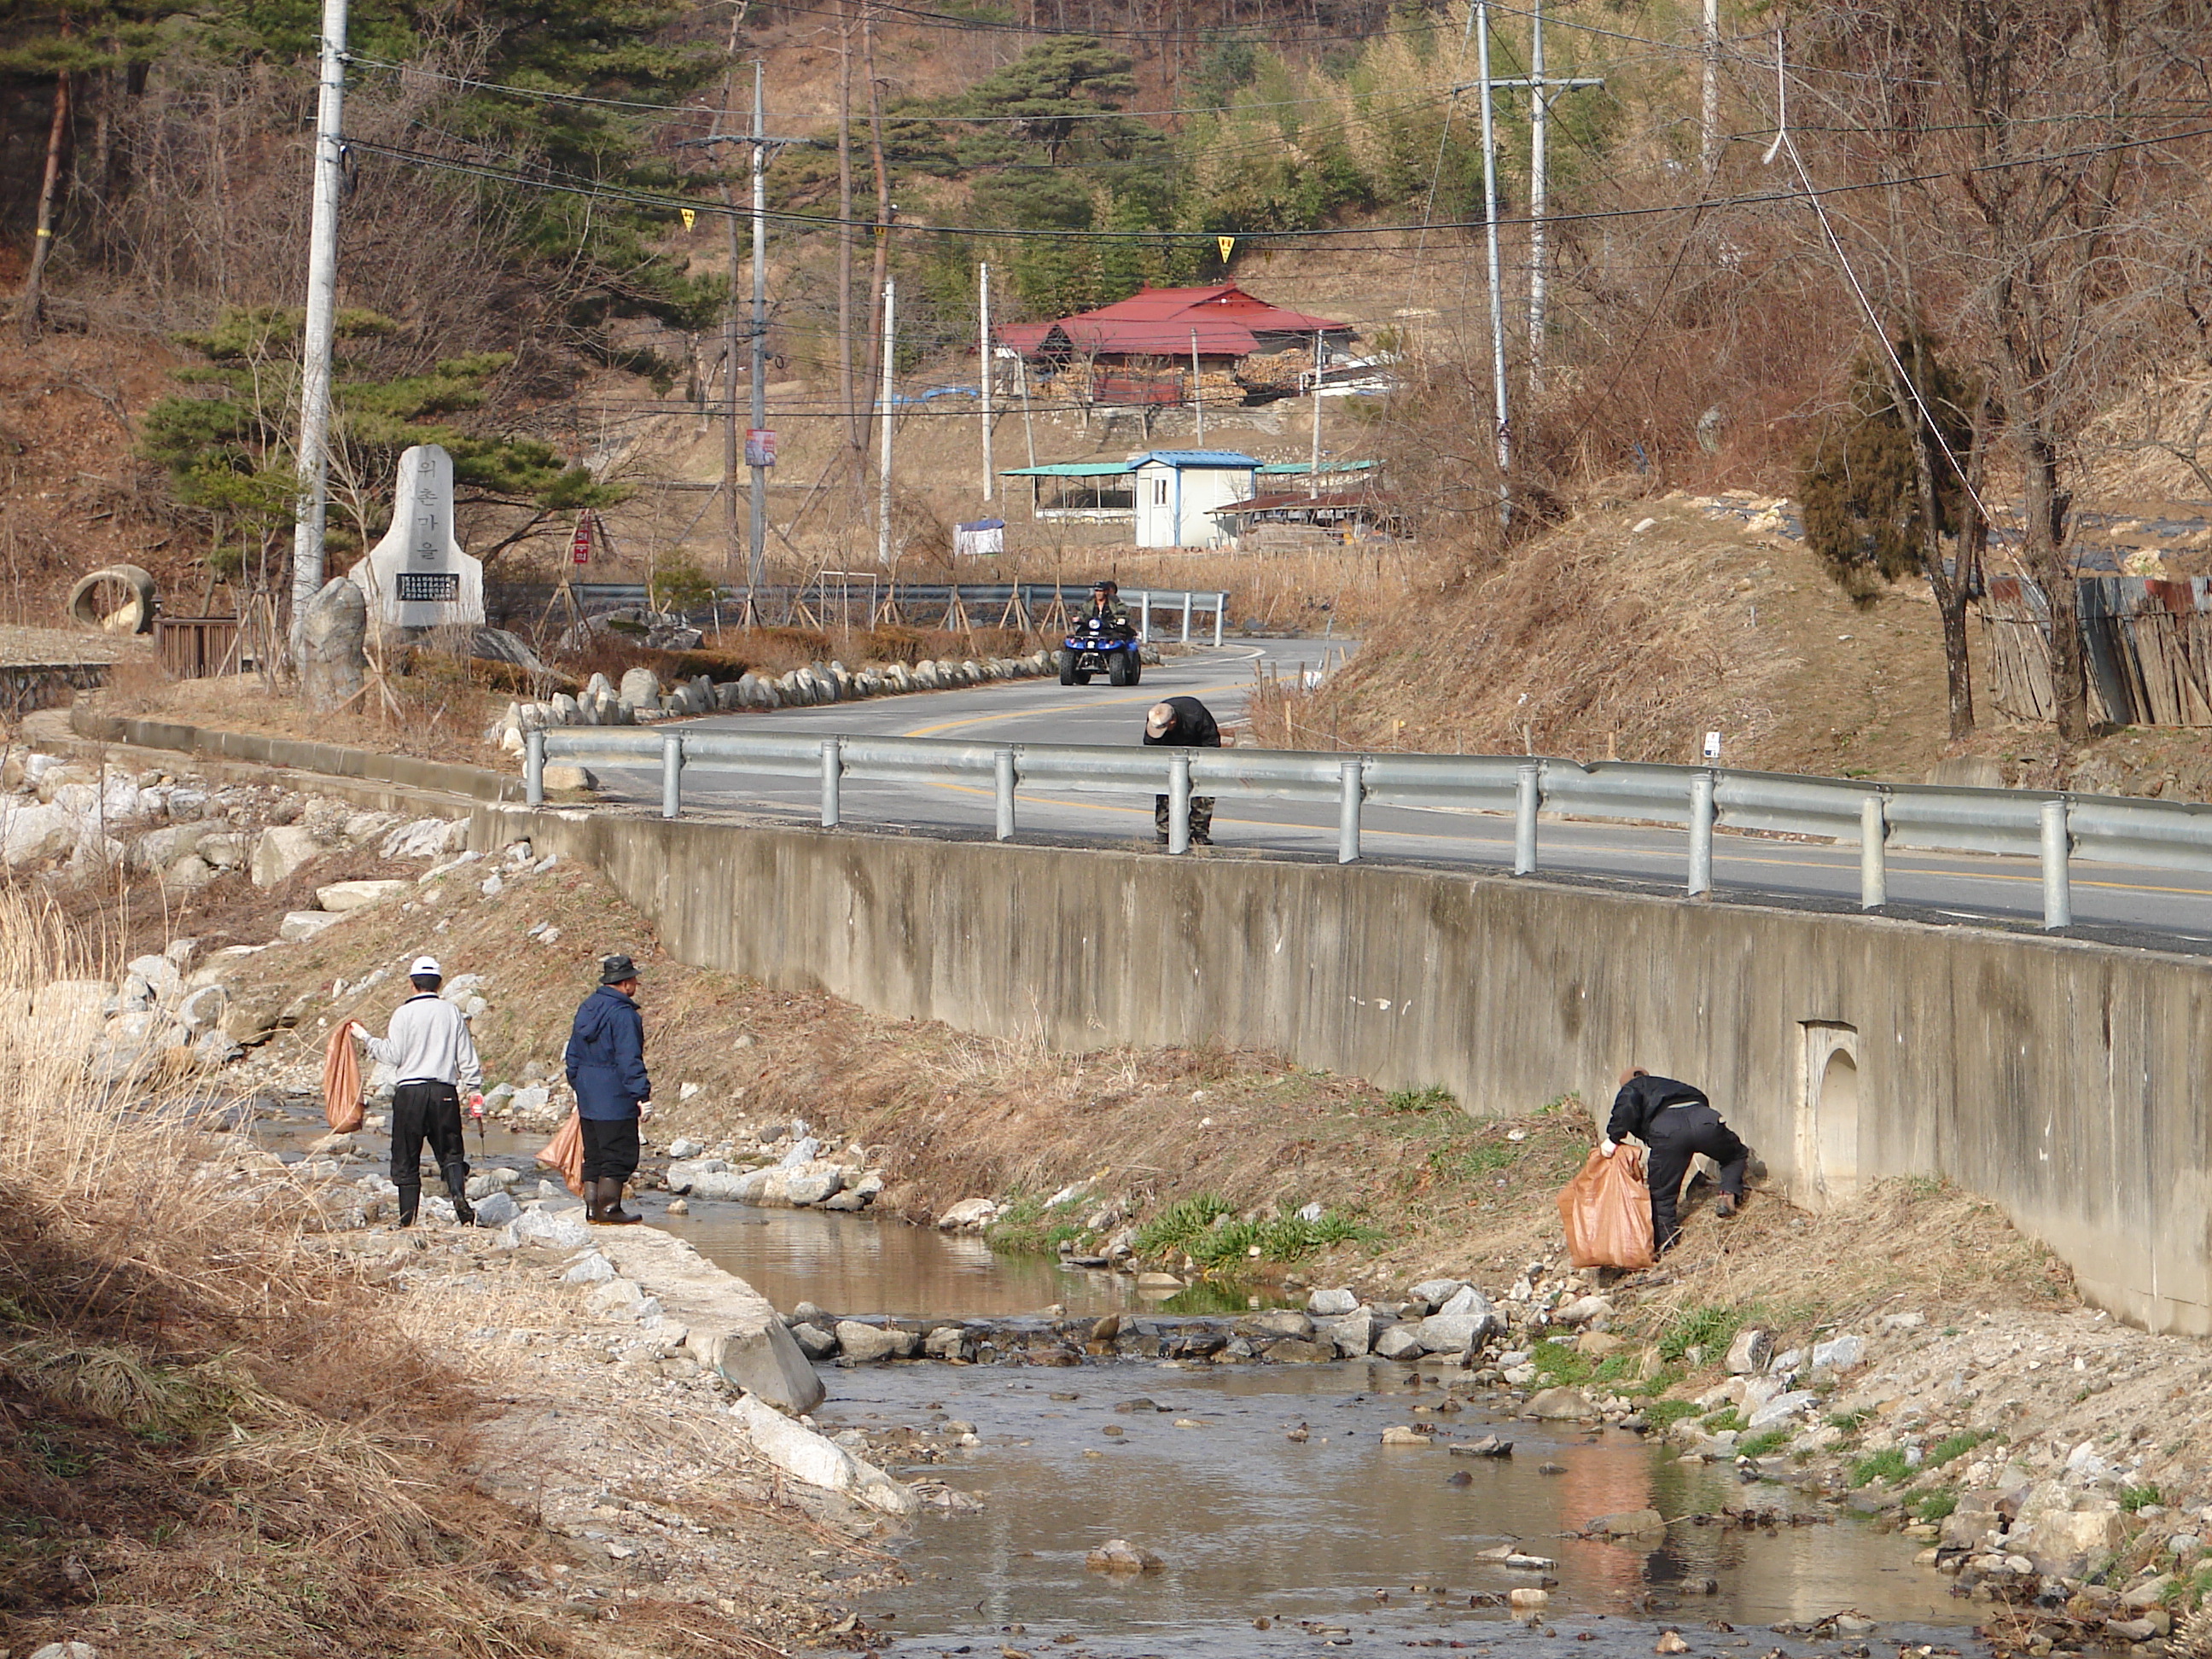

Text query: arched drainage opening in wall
(1796, 1022), (1861, 1213)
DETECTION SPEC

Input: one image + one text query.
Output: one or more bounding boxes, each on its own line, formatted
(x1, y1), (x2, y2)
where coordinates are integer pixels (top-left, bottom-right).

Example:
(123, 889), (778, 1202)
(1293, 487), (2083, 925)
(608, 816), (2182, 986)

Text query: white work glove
(347, 1021), (370, 1040)
(637, 1099), (655, 1121)
(1600, 1138), (1617, 1158)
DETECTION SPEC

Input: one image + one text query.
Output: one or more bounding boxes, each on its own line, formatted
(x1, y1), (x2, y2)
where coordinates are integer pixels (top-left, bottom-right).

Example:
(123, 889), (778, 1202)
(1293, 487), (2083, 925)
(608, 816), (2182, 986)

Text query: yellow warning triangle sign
(1217, 235), (1235, 263)
(680, 208), (696, 231)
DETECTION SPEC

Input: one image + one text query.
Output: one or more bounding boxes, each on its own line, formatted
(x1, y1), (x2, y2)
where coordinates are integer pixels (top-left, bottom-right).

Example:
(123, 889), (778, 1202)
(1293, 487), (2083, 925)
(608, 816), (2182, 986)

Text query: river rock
(1554, 1294), (1614, 1327)
(30, 1643), (102, 1659)
(253, 824), (321, 888)
(1375, 1325), (1425, 1362)
(1246, 1309), (1313, 1339)
(937, 1197), (1000, 1231)
(1308, 1287), (1359, 1316)
(515, 1207), (592, 1249)
(1415, 1310), (1495, 1355)
(1437, 1284), (1492, 1318)
(2014, 1506), (2126, 1572)
(1726, 1328), (1773, 1373)
(924, 1324), (969, 1360)
(466, 1194), (517, 1238)
(730, 1394), (912, 1514)
(1811, 1335), (1866, 1374)
(1591, 1508), (1666, 1537)
(835, 1321), (901, 1363)
(279, 911), (345, 942)
(1525, 1386), (1598, 1420)
(316, 878), (408, 913)
(563, 1252), (616, 1284)
(1745, 1388), (1821, 1430)
(300, 575), (368, 711)
(1266, 1337), (1333, 1363)
(1086, 1539), (1164, 1573)
(585, 1278), (659, 1321)
(783, 1167), (845, 1207)
(792, 1322), (838, 1359)
(1409, 1278), (1466, 1309)
(1314, 1308), (1376, 1356)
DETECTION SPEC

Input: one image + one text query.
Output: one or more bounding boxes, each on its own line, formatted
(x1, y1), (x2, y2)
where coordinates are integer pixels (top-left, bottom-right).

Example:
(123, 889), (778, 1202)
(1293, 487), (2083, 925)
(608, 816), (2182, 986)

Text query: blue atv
(1058, 614), (1143, 685)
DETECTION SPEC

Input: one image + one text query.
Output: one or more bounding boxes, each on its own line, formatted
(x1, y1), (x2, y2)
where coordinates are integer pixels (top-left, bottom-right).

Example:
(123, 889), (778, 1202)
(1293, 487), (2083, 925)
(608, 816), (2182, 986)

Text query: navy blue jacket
(565, 985), (650, 1121)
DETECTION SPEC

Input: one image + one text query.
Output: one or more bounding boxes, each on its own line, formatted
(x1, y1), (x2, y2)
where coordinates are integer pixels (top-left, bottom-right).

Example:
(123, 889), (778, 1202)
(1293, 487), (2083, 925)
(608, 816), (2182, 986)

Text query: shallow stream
(259, 1105), (1988, 1658)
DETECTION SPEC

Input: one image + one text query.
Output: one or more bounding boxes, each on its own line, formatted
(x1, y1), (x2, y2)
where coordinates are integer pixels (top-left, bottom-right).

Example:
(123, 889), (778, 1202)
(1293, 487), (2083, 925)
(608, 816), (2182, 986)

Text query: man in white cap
(350, 955), (483, 1227)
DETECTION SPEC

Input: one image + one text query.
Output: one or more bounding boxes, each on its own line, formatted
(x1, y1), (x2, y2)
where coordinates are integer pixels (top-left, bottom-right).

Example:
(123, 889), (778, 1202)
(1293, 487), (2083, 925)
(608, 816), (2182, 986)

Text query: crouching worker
(566, 953), (653, 1225)
(1602, 1067), (1748, 1253)
(351, 954), (482, 1227)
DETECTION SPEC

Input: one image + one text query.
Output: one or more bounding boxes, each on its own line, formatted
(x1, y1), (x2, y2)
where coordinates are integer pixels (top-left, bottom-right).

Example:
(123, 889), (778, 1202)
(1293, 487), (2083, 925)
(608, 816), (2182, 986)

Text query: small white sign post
(349, 444), (486, 631)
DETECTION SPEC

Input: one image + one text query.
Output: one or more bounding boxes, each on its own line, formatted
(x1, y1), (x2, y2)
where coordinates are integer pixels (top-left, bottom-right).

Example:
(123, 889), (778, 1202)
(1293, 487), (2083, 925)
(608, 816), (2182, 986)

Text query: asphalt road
(584, 638), (2212, 953)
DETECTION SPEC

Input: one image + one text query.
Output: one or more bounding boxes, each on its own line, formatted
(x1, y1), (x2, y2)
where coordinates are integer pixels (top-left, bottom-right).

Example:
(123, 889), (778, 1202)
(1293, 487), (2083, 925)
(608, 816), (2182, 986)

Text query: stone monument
(348, 444), (486, 633)
(299, 577), (368, 711)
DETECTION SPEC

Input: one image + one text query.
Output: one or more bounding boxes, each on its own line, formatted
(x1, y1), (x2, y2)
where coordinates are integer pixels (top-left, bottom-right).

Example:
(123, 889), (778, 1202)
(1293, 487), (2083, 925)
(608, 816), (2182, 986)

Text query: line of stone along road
(598, 637), (2212, 951)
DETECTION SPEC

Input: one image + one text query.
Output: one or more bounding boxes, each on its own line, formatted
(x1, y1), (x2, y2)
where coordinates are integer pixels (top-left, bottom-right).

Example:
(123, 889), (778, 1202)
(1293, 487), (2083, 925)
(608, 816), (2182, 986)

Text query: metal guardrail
(524, 731), (2212, 929)
(548, 582), (1231, 648)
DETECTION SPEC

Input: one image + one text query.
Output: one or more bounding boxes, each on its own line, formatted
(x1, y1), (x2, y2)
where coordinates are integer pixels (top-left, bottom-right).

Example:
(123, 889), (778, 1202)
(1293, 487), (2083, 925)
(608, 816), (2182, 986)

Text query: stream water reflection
(815, 1364), (1982, 1657)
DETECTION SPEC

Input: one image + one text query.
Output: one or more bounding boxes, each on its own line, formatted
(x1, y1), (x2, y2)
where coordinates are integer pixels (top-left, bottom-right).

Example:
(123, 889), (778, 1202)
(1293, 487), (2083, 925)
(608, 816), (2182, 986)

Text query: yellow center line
(898, 647), (1266, 737)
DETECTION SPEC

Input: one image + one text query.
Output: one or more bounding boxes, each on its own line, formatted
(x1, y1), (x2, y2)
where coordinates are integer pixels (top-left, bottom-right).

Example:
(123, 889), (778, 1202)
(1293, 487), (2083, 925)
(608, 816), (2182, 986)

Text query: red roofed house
(995, 282), (1353, 408)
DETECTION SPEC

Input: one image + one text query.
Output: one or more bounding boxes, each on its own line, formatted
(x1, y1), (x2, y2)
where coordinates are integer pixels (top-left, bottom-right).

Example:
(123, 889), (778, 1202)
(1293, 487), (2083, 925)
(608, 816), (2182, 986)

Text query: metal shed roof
(1130, 450), (1260, 469)
(998, 460), (1134, 477)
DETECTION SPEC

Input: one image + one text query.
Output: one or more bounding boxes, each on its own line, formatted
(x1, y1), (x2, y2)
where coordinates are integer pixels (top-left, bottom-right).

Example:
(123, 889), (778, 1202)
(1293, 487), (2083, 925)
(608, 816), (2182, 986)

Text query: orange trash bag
(1557, 1145), (1656, 1272)
(537, 1109), (587, 1198)
(322, 1023), (364, 1134)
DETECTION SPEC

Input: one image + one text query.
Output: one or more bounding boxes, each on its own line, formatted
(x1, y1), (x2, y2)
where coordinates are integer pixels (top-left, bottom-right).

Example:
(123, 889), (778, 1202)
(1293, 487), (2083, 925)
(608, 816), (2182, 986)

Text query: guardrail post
(1138, 591), (1151, 641)
(994, 746), (1016, 841)
(661, 732), (682, 820)
(820, 738), (842, 829)
(1168, 754), (1192, 854)
(1338, 758), (1363, 864)
(2040, 798), (2071, 929)
(1688, 771), (1715, 896)
(1213, 595), (1224, 648)
(1860, 795), (1887, 910)
(1180, 591), (1192, 643)
(526, 729), (545, 806)
(1512, 762), (1540, 874)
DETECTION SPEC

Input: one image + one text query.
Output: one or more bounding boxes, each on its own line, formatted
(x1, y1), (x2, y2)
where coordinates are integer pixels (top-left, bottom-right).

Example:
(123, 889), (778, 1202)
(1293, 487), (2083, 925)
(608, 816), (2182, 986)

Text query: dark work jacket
(1604, 1073), (1711, 1144)
(565, 985), (650, 1121)
(1141, 696), (1220, 748)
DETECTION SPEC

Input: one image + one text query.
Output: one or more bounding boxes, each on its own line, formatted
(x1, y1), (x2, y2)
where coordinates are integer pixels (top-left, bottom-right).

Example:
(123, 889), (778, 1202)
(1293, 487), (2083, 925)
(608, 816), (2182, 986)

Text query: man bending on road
(1602, 1067), (1748, 1253)
(1144, 696), (1221, 846)
(351, 955), (482, 1228)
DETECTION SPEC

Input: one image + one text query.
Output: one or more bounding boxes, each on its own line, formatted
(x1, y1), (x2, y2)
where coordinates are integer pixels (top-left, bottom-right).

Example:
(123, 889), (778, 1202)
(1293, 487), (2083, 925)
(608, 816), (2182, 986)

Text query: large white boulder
(253, 825), (321, 888)
(729, 1394), (914, 1514)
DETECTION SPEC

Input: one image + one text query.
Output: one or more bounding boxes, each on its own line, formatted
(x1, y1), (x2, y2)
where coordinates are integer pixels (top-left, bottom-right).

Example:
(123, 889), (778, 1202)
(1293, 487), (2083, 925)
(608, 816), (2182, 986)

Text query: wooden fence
(1984, 575), (2212, 726)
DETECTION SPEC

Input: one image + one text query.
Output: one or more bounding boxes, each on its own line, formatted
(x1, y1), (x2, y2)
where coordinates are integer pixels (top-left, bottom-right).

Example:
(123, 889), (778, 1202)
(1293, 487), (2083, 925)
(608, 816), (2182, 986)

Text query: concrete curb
(68, 703), (515, 802)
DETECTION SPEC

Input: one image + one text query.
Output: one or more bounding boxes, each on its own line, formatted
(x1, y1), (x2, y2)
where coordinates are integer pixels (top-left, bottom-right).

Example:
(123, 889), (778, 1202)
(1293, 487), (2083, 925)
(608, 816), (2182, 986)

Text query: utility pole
(748, 60), (768, 616)
(290, 0), (349, 637)
(979, 261), (993, 501)
(1474, 0), (1511, 519)
(876, 276), (895, 566)
(1701, 0), (1720, 179)
(1525, 4), (1602, 395)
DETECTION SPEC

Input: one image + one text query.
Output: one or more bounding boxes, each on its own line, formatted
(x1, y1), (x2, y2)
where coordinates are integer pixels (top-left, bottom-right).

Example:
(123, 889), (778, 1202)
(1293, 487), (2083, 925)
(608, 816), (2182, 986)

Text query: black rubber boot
(441, 1163), (474, 1226)
(592, 1177), (642, 1225)
(395, 1183), (421, 1228)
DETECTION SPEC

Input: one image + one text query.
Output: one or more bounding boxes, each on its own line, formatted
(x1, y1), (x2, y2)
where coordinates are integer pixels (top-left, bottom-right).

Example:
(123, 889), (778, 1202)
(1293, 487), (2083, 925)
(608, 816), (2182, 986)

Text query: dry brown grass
(0, 888), (792, 1657)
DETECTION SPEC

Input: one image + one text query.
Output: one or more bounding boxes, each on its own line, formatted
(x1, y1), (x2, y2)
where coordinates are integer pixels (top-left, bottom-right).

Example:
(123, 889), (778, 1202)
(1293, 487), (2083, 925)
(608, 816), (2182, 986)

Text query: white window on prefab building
(1153, 477), (1169, 505)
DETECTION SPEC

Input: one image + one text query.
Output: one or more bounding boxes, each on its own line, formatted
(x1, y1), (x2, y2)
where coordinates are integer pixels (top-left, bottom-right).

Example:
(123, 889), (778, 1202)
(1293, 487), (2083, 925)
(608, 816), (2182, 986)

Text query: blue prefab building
(1129, 451), (1259, 549)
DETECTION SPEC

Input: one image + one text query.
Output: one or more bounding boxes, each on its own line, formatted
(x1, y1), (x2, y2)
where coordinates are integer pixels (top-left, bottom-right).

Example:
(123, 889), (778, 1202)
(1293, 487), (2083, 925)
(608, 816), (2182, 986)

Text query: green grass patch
(1910, 1488), (1959, 1522)
(2122, 1484), (2164, 1513)
(1700, 1407), (1746, 1434)
(1738, 1429), (1791, 1458)
(1827, 1408), (1873, 1433)
(1430, 1140), (1520, 1183)
(1851, 1447), (1913, 1487)
(1531, 1340), (1594, 1386)
(1133, 1195), (1376, 1266)
(985, 1190), (1090, 1254)
(1922, 1429), (1993, 1473)
(1385, 1086), (1457, 1115)
(1656, 1303), (1743, 1365)
(1642, 1399), (1703, 1432)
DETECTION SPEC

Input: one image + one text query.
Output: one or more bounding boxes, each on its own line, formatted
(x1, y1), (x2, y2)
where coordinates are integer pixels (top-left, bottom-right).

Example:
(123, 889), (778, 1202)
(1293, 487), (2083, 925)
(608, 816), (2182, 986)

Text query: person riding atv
(1086, 580), (1130, 627)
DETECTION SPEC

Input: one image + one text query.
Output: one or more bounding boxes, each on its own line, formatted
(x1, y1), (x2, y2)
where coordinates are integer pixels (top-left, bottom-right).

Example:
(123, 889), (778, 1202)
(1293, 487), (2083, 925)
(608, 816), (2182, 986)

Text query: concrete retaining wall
(477, 804), (2212, 1336)
(71, 707), (514, 803)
